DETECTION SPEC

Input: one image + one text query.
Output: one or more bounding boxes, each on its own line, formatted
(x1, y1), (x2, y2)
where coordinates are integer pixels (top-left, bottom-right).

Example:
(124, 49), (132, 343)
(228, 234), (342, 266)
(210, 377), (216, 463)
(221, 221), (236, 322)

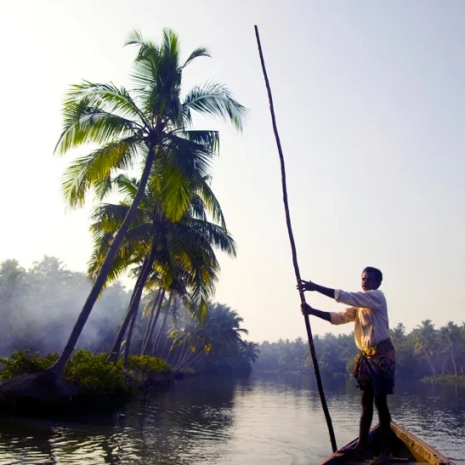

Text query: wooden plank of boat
(317, 421), (455, 464)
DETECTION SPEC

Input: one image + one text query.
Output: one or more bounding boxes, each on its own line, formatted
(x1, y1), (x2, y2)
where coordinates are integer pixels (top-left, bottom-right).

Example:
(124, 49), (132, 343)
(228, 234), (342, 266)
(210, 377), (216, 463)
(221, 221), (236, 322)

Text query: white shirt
(329, 289), (390, 351)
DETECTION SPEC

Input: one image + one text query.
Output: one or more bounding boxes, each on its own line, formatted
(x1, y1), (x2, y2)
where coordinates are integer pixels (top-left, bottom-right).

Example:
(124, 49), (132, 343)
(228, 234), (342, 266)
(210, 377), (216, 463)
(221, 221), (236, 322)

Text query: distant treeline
(255, 320), (465, 380)
(4, 256), (463, 381)
(0, 257), (258, 375)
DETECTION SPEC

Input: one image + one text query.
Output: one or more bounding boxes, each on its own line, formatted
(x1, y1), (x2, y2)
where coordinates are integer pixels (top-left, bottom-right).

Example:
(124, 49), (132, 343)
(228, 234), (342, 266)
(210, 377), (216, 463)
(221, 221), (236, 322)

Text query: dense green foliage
(0, 349), (175, 398)
(127, 355), (171, 375)
(254, 321), (465, 381)
(64, 350), (126, 397)
(255, 335), (357, 376)
(0, 350), (59, 380)
(167, 303), (259, 375)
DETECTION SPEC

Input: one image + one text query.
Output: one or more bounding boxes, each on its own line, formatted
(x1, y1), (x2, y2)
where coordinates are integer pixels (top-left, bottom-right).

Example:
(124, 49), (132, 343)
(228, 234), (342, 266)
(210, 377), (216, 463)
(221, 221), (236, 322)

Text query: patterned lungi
(353, 337), (396, 394)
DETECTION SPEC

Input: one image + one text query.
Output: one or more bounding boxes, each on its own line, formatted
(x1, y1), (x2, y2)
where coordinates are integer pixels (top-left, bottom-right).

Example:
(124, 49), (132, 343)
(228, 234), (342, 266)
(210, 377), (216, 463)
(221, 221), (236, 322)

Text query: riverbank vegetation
(255, 320), (465, 383)
(0, 258), (257, 379)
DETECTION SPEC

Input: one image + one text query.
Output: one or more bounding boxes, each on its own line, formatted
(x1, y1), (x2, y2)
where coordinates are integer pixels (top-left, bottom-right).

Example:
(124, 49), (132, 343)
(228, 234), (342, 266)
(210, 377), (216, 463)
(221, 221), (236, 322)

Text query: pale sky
(1, 0), (464, 343)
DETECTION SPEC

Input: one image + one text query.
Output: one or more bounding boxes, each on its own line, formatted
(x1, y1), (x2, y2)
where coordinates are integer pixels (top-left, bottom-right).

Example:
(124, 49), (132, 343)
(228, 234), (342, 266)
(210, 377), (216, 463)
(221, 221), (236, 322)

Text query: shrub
(64, 350), (126, 398)
(0, 349), (173, 401)
(0, 350), (58, 380)
(127, 355), (172, 375)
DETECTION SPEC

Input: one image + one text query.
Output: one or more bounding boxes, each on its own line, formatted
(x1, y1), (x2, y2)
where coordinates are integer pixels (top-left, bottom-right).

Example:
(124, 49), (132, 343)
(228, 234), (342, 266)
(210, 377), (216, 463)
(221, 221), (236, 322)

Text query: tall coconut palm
(50, 29), (245, 373)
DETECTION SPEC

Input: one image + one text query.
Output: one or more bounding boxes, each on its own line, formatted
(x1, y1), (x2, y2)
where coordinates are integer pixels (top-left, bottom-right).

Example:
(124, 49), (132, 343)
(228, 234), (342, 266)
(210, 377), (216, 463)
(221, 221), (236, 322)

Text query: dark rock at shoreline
(0, 367), (194, 419)
(0, 372), (79, 416)
(0, 371), (180, 418)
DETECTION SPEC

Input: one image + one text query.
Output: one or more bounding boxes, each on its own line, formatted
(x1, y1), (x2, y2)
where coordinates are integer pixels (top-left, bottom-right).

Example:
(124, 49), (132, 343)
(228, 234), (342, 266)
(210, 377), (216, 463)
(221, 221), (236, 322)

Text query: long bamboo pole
(254, 25), (337, 453)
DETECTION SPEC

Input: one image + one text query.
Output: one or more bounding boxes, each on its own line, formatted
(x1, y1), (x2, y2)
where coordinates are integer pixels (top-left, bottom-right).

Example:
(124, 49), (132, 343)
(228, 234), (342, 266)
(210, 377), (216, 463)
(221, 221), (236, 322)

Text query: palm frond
(87, 228), (137, 285)
(61, 138), (140, 207)
(184, 219), (237, 257)
(64, 81), (147, 125)
(159, 165), (192, 222)
(125, 29), (149, 47)
(182, 47), (210, 69)
(194, 179), (227, 228)
(182, 82), (247, 131)
(164, 134), (214, 179)
(182, 130), (220, 153)
(113, 174), (142, 204)
(90, 203), (131, 231)
(123, 223), (155, 244)
(162, 28), (180, 69)
(56, 105), (139, 155)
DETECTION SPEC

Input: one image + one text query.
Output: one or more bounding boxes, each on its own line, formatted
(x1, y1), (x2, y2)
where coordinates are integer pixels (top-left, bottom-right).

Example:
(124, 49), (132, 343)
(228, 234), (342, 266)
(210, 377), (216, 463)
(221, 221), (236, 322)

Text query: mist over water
(0, 256), (130, 356)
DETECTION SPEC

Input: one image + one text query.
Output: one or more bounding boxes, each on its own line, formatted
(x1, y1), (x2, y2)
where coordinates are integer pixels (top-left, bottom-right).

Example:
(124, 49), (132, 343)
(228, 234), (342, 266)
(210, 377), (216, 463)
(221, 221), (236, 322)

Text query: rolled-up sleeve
(335, 289), (384, 309)
(330, 307), (357, 325)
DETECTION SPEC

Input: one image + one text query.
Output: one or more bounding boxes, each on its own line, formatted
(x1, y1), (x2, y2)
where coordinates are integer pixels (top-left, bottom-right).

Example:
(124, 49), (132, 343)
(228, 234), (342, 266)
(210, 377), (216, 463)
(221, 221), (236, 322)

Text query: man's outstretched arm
(297, 280), (335, 299)
(301, 303), (357, 325)
(301, 303), (331, 322)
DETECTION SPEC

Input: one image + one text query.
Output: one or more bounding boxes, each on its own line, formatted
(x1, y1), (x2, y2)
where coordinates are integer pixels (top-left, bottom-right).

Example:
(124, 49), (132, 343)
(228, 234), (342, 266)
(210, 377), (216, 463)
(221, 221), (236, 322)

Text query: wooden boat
(318, 421), (455, 464)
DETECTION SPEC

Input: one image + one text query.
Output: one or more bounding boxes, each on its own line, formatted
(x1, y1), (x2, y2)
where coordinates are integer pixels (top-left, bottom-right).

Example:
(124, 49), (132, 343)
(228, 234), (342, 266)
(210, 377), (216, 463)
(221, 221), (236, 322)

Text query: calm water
(0, 374), (464, 464)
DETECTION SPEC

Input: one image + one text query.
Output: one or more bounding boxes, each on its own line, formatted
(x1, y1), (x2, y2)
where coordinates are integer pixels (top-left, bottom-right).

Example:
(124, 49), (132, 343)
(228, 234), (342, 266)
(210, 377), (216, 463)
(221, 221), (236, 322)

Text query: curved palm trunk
(122, 295), (141, 367)
(49, 148), (156, 374)
(451, 347), (457, 376)
(152, 292), (173, 356)
(108, 302), (137, 363)
(108, 258), (150, 362)
(114, 238), (159, 365)
(254, 26), (337, 453)
(423, 348), (436, 376)
(143, 289), (165, 355)
(173, 343), (190, 369)
(140, 289), (162, 355)
(122, 260), (158, 366)
(159, 296), (178, 357)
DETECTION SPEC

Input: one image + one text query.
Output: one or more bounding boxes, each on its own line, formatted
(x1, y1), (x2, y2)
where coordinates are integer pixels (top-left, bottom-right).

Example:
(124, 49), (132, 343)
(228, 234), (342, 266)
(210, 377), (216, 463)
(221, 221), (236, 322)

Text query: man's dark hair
(363, 266), (383, 284)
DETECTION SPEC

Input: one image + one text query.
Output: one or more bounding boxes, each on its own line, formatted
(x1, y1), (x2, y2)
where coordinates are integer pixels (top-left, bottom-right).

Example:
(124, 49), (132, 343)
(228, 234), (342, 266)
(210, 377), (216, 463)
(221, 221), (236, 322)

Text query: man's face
(361, 271), (379, 291)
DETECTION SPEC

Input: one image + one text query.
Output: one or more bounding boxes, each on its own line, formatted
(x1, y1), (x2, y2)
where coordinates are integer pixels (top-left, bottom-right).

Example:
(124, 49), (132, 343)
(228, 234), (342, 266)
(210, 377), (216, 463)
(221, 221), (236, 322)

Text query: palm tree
(390, 322), (406, 345)
(413, 319), (438, 376)
(88, 173), (236, 362)
(50, 29), (245, 373)
(439, 322), (462, 376)
(240, 341), (260, 364)
(169, 303), (248, 371)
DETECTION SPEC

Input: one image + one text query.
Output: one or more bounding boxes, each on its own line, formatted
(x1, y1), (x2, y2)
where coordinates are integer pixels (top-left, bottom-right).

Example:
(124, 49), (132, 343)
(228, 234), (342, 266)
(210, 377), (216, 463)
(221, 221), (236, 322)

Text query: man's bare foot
(343, 443), (366, 461)
(371, 451), (392, 464)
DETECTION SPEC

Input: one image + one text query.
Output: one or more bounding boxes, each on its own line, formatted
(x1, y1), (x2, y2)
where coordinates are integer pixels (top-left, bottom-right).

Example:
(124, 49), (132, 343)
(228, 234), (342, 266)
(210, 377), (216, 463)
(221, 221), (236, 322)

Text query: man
(297, 267), (395, 465)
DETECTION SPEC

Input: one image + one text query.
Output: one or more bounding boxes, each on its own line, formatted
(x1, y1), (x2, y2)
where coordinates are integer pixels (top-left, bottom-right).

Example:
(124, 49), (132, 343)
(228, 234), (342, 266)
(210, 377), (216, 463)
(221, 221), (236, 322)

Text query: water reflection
(0, 374), (463, 464)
